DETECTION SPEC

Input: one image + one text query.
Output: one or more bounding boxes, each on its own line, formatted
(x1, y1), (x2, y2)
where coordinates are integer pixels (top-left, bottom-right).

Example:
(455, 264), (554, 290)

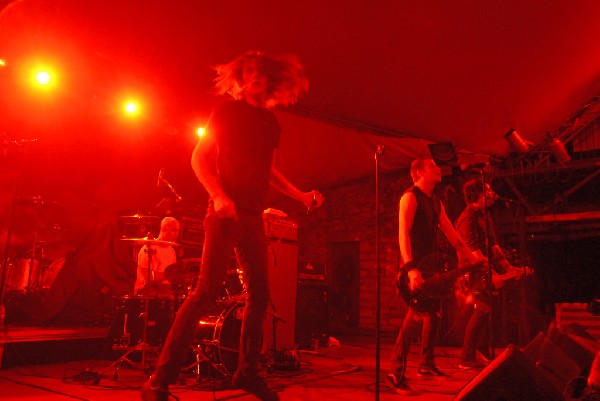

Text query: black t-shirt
(208, 100), (281, 215)
(455, 205), (506, 278)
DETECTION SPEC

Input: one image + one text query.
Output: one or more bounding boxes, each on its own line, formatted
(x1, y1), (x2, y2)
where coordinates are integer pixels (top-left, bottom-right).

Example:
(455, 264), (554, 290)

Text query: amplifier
(180, 217), (204, 246)
(298, 260), (326, 281)
(263, 212), (298, 241)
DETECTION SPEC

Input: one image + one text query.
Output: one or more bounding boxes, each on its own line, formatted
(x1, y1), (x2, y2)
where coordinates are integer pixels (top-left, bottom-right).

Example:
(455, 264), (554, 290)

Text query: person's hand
(407, 268), (425, 292)
(470, 252), (487, 266)
(213, 193), (238, 220)
(304, 190), (325, 213)
(492, 272), (506, 289)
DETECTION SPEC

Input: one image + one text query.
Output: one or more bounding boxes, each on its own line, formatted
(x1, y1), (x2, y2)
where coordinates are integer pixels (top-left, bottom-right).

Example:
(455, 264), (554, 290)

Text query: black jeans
(390, 306), (439, 379)
(461, 301), (491, 362)
(151, 208), (270, 385)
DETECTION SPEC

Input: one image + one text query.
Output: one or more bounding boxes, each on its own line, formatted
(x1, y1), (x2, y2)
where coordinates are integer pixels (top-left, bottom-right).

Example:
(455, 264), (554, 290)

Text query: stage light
(35, 70), (51, 85)
(504, 129), (530, 154)
(0, 59), (6, 67)
(196, 127), (205, 137)
(123, 100), (140, 116)
(547, 135), (571, 164)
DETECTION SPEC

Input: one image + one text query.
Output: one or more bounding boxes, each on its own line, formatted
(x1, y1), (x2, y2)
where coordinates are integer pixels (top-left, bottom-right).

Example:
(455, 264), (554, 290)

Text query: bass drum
(195, 300), (245, 377)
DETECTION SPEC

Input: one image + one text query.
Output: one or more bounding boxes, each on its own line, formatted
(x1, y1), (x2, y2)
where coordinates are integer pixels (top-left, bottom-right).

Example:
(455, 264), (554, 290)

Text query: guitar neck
(423, 261), (484, 289)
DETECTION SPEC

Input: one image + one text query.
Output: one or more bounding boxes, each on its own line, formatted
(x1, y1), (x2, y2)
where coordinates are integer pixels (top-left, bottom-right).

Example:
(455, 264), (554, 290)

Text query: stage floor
(0, 334), (487, 401)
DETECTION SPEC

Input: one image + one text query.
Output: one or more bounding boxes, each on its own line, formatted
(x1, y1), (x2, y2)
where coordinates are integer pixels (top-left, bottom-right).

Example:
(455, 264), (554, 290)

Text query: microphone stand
(158, 169), (182, 203)
(477, 167), (496, 360)
(374, 145), (384, 401)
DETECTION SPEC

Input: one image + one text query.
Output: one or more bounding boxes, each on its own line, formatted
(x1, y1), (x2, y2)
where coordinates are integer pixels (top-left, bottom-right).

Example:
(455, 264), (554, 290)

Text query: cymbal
(120, 237), (181, 247)
(118, 214), (159, 220)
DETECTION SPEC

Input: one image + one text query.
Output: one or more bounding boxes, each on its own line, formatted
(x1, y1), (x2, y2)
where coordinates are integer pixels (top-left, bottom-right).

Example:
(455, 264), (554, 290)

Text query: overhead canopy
(1, 0), (600, 196)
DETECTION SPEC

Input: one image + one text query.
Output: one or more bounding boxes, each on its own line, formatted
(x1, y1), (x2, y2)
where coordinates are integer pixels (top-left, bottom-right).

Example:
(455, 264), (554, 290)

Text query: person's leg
(230, 214), (279, 401)
(388, 307), (421, 394)
(461, 305), (488, 363)
(144, 211), (233, 394)
(420, 310), (439, 369)
(233, 214), (270, 376)
(390, 307), (420, 379)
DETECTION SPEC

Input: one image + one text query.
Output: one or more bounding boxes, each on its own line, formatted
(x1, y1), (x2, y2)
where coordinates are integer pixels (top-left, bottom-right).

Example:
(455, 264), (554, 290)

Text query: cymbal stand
(111, 242), (159, 372)
(27, 227), (43, 292)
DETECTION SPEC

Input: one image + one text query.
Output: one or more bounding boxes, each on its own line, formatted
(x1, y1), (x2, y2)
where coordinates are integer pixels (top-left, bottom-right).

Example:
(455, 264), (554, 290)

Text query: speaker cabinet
(295, 284), (328, 347)
(264, 238), (298, 351)
(455, 344), (564, 401)
(523, 323), (599, 394)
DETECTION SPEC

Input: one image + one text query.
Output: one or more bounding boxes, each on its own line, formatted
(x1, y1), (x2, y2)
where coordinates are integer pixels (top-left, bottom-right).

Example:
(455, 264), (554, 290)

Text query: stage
(0, 331), (483, 401)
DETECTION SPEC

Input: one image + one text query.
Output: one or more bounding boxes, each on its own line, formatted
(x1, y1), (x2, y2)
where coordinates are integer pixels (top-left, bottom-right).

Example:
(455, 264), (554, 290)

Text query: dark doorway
(329, 241), (360, 330)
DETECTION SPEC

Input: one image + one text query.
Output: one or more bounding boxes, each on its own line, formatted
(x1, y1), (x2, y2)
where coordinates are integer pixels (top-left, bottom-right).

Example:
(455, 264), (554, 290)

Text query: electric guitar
(397, 253), (485, 312)
(461, 265), (534, 299)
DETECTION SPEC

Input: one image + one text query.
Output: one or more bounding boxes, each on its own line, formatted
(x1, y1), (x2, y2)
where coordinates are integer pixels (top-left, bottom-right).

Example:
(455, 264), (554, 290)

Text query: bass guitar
(397, 253), (484, 312)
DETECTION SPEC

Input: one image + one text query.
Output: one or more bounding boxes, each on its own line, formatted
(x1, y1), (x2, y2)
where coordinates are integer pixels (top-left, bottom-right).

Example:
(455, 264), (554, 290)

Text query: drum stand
(111, 243), (160, 373)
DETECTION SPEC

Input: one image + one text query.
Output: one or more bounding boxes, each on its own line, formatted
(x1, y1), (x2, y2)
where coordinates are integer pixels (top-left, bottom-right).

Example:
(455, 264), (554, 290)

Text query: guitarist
(455, 178), (523, 370)
(387, 158), (484, 395)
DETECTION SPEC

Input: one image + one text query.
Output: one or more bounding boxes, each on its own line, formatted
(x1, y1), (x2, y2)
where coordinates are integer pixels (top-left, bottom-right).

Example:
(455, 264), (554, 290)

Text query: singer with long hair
(141, 51), (324, 401)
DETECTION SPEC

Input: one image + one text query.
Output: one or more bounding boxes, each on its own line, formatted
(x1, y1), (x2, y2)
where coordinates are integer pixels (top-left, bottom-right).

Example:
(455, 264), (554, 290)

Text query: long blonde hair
(214, 51), (309, 108)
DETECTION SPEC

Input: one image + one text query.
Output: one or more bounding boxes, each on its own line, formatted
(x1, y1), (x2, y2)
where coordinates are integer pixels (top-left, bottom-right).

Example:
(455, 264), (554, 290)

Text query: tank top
(405, 186), (441, 264)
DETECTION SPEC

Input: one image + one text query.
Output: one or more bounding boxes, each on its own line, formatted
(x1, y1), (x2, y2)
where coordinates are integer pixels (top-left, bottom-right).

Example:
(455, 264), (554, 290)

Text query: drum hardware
(113, 236), (181, 371)
(4, 196), (64, 293)
(110, 293), (167, 373)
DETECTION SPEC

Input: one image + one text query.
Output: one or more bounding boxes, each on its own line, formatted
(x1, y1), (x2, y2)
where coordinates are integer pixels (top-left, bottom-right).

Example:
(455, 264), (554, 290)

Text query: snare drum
(195, 300), (245, 376)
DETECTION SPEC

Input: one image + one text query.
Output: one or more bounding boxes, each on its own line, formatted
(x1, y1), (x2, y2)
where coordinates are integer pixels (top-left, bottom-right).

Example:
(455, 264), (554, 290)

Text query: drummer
(134, 217), (180, 297)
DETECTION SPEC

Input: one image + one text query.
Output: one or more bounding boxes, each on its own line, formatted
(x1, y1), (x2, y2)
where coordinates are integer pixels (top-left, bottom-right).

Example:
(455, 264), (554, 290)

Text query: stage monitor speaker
(263, 238), (298, 352)
(523, 323), (599, 395)
(455, 344), (564, 401)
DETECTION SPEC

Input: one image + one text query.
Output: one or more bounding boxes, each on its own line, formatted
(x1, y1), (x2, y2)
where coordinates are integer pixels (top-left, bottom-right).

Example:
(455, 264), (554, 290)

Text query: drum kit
(111, 226), (248, 377)
(1, 196), (69, 296)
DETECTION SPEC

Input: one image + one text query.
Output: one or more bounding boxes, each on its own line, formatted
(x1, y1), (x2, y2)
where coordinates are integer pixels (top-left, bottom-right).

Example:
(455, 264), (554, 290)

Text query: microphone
(460, 162), (488, 171)
(157, 168), (165, 187)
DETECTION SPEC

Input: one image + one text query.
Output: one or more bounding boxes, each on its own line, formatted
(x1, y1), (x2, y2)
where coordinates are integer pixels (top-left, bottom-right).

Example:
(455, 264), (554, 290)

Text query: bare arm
(191, 132), (237, 219)
(398, 192), (416, 264)
(398, 192), (426, 290)
(269, 154), (324, 210)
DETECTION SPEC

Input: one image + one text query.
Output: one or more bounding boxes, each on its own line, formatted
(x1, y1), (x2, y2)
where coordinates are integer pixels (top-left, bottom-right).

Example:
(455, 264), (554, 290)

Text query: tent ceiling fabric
(2, 0), (600, 189)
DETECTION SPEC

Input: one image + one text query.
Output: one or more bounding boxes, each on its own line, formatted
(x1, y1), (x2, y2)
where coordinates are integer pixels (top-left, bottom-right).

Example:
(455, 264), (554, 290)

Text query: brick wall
(272, 169), (414, 333)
